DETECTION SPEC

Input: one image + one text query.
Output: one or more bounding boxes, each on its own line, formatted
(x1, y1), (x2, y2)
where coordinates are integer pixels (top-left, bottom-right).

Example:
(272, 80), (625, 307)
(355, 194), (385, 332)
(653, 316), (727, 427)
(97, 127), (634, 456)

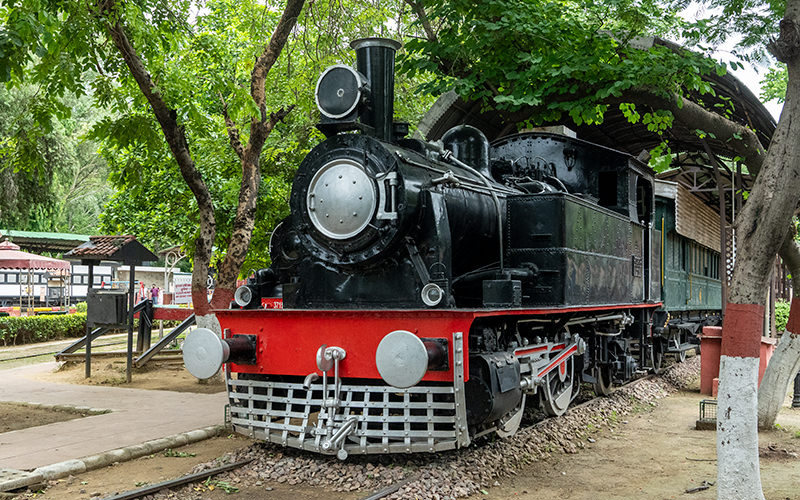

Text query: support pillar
(793, 372), (800, 408)
(702, 139), (728, 313)
(126, 265), (136, 384)
(85, 263), (94, 379)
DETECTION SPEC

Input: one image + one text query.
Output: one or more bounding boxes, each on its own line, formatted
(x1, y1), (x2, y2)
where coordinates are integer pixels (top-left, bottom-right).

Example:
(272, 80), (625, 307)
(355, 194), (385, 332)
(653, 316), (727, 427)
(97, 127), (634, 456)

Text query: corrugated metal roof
(417, 37), (775, 164)
(0, 230), (90, 254)
(0, 230), (91, 241)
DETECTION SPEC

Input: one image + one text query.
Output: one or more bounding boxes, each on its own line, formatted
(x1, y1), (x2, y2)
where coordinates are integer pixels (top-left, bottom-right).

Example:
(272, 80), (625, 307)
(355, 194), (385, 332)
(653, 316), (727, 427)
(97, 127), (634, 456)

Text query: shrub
(776, 300), (791, 333)
(0, 313), (87, 345)
(75, 302), (87, 313)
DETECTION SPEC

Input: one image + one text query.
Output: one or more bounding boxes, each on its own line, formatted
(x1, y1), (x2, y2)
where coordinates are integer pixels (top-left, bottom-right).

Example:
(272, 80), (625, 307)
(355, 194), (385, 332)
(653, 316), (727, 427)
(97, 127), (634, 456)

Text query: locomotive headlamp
(421, 283), (444, 307)
(315, 65), (367, 119)
(234, 285), (255, 308)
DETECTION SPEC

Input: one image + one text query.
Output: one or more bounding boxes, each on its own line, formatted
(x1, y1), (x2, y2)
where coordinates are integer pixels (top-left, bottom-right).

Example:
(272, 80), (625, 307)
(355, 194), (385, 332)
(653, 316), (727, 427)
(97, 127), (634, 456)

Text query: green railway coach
(653, 180), (723, 363)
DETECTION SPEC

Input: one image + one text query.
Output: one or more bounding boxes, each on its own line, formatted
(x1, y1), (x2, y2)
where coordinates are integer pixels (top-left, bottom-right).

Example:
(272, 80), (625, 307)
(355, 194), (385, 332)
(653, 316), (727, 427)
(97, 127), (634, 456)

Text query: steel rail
(99, 458), (253, 500)
(358, 474), (419, 500)
(0, 339), (129, 362)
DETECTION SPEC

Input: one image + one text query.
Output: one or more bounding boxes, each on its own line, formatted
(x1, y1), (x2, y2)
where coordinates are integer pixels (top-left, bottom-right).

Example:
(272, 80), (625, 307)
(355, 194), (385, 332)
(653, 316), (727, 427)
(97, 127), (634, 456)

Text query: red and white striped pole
(717, 303), (765, 499)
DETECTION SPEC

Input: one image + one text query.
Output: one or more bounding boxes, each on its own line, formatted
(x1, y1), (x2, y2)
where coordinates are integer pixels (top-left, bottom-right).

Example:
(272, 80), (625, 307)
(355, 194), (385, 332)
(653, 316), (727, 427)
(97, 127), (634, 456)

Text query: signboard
(173, 275), (192, 304)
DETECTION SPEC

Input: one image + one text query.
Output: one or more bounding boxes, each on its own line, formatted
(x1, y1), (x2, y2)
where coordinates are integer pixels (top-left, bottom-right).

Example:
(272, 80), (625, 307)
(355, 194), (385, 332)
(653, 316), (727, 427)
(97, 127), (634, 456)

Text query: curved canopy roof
(0, 240), (71, 271)
(417, 37), (775, 162)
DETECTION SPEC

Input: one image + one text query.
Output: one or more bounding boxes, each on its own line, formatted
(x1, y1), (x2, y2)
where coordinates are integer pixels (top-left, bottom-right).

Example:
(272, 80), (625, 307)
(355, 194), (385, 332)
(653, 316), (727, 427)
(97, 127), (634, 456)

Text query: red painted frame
(219, 302), (662, 383)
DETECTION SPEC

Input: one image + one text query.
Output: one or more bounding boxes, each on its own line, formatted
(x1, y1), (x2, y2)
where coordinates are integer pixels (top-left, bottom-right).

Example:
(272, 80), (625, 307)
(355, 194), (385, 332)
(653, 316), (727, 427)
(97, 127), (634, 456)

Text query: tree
(106, 0), (305, 328)
(94, 0), (433, 279)
(758, 226), (800, 429)
(1, 0), (306, 330)
(0, 84), (109, 234)
(2, 0), (435, 330)
(402, 1), (800, 497)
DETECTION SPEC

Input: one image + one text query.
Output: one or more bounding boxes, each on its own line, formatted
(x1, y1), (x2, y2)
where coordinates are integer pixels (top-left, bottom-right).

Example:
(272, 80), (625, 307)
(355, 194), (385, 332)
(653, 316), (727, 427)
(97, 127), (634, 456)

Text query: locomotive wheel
(542, 357), (575, 417)
(496, 394), (526, 438)
(650, 342), (664, 375)
(592, 364), (613, 396)
(668, 330), (686, 363)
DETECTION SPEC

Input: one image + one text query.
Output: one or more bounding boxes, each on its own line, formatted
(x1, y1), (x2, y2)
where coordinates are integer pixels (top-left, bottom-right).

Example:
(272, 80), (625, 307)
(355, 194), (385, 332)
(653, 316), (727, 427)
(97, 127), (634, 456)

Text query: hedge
(776, 300), (790, 333)
(0, 313), (87, 346)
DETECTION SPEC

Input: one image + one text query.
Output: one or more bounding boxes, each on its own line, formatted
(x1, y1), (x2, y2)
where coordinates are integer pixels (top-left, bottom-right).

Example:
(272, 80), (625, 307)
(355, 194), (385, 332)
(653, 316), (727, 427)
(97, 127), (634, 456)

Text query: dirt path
(35, 358), (226, 393)
(19, 386), (800, 500)
(471, 391), (800, 500)
(0, 403), (85, 433)
(6, 345), (800, 500)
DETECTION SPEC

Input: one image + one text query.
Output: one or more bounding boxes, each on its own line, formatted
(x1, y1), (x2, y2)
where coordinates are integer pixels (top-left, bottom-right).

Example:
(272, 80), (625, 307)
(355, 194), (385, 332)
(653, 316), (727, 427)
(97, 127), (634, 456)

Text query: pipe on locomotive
(351, 38), (401, 142)
(428, 139), (506, 274)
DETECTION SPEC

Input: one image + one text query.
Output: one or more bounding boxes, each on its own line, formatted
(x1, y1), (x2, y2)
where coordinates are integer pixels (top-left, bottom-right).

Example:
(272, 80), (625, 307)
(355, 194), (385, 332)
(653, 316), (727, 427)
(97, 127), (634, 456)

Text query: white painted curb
(32, 424), (227, 481)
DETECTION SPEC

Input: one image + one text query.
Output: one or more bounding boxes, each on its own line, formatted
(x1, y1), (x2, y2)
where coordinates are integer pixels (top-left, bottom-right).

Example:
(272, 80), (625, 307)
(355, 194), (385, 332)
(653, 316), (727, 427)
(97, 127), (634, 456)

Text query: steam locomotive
(182, 38), (721, 459)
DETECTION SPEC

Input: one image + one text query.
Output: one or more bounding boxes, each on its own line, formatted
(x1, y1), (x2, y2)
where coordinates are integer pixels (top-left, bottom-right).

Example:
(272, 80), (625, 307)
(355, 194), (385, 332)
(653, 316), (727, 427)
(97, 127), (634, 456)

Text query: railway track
(88, 363), (695, 500)
(99, 459), (253, 500)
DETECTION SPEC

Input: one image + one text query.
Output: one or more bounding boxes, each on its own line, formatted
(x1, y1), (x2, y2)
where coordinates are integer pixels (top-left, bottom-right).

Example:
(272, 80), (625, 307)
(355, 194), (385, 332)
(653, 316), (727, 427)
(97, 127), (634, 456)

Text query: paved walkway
(0, 362), (227, 470)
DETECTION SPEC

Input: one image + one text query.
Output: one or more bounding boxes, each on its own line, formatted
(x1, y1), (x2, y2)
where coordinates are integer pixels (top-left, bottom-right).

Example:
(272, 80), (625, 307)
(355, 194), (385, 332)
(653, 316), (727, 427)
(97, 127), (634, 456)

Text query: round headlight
(375, 330), (428, 389)
(315, 65), (366, 119)
(234, 285), (254, 308)
(421, 283), (444, 307)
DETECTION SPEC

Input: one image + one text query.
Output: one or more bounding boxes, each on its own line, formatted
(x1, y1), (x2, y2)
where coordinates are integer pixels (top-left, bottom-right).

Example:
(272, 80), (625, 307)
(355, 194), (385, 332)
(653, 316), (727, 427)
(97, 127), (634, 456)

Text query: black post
(85, 263), (94, 379)
(793, 371), (800, 408)
(127, 265), (136, 383)
(144, 299), (153, 351)
(137, 299), (153, 352)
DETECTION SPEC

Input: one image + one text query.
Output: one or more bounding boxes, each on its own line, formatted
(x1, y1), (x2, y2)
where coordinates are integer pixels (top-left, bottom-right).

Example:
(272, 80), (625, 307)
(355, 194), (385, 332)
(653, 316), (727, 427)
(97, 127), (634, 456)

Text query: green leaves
(641, 110), (673, 134)
(401, 0), (724, 134)
(760, 63), (787, 104)
(648, 141), (673, 172)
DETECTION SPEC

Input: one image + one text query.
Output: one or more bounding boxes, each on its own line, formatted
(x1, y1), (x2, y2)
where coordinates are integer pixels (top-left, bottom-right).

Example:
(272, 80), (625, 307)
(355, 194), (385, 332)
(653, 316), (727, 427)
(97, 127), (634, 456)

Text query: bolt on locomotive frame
(182, 38), (722, 459)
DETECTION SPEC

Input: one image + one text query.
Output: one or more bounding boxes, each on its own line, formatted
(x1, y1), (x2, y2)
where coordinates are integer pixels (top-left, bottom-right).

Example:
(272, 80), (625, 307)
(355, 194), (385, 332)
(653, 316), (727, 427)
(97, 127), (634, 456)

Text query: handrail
(134, 313), (196, 367)
(55, 325), (111, 356)
(54, 298), (150, 357)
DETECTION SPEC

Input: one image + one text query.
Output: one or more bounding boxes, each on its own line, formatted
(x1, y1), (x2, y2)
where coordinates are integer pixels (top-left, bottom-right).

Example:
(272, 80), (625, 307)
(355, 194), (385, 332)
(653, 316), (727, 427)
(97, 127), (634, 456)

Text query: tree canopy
(1, 0), (433, 275)
(0, 83), (109, 234)
(402, 0), (724, 128)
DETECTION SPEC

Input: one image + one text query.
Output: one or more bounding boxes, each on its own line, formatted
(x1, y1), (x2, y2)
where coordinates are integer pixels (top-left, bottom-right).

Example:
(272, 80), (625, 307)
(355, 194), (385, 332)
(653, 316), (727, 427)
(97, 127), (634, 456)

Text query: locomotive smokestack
(350, 37), (401, 142)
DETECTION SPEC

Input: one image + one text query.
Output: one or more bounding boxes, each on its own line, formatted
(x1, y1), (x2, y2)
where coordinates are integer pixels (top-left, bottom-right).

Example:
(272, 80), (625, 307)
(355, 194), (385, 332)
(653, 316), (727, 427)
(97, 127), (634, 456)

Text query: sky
(681, 3), (783, 122)
(712, 40), (783, 122)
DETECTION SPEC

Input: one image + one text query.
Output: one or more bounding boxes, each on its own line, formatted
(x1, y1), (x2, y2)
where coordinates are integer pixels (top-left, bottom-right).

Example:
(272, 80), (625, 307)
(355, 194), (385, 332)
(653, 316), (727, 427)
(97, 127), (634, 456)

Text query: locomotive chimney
(350, 37), (401, 142)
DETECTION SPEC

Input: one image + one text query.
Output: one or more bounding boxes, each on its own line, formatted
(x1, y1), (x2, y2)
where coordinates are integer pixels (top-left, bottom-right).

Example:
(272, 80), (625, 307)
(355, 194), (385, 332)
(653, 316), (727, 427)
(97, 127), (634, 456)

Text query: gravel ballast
(144, 357), (702, 500)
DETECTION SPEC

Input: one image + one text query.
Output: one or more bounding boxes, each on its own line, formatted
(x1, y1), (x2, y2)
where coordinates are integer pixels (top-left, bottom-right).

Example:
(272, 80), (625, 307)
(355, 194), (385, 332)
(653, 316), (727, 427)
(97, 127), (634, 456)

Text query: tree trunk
(105, 15), (218, 324)
(104, 0), (304, 335)
(209, 0), (305, 311)
(758, 231), (800, 429)
(717, 3), (800, 497)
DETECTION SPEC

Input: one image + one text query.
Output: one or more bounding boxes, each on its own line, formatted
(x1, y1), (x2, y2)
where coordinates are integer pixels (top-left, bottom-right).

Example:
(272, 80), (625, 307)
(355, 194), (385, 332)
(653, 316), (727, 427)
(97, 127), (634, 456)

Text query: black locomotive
(183, 37), (721, 458)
